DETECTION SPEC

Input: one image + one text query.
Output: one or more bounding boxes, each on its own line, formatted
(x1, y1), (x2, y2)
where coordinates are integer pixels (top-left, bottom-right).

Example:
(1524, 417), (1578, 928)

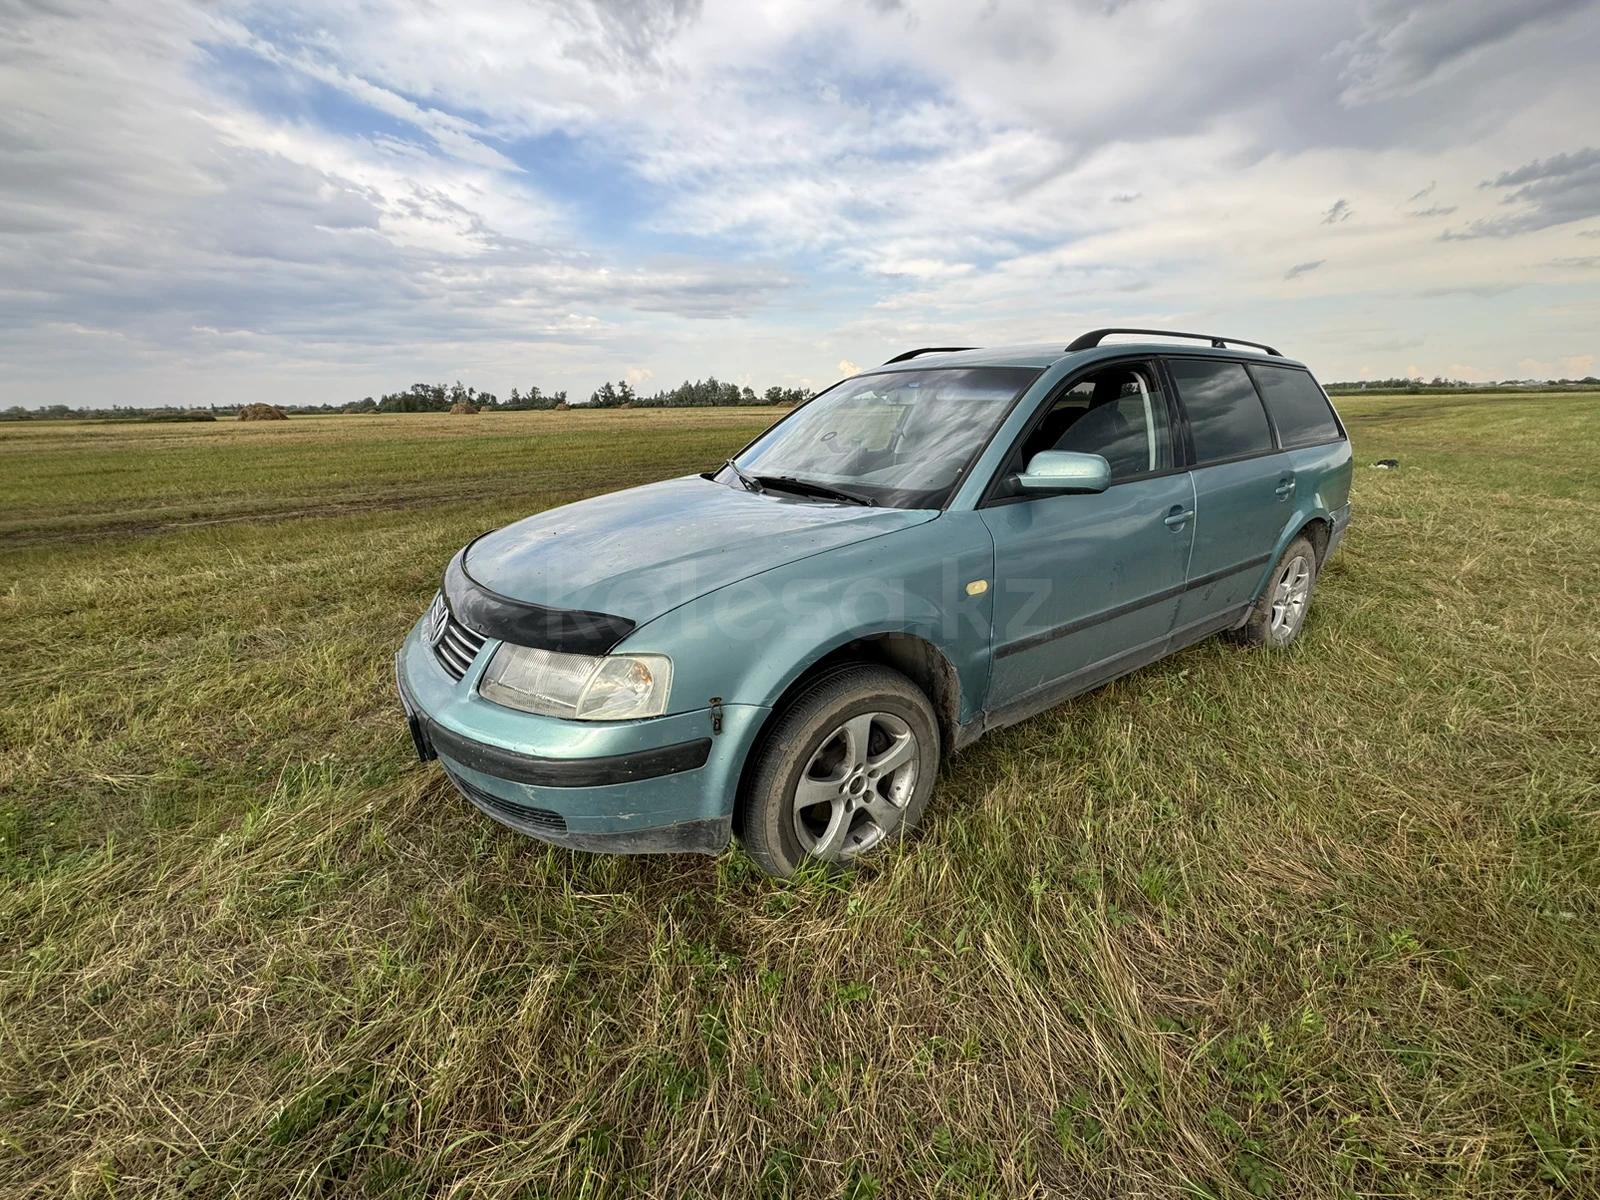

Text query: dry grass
(1, 397), (1597, 1197)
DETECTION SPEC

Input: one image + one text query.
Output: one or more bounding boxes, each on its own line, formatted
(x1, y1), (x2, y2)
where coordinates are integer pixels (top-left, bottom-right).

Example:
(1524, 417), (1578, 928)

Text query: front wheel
(736, 664), (940, 878)
(1229, 535), (1319, 647)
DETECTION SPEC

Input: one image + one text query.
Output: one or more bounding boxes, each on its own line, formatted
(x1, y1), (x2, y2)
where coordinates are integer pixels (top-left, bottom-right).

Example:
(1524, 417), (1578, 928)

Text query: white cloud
(1335, 0), (1591, 104)
(2, 0), (1599, 406)
(1444, 148), (1600, 239)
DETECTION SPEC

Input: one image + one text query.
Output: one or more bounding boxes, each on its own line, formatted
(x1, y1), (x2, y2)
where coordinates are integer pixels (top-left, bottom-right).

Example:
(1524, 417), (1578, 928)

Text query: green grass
(2, 396), (1597, 1197)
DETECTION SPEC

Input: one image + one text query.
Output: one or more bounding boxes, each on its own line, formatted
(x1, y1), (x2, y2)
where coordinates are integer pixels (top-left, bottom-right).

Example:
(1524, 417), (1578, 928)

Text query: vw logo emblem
(427, 596), (450, 647)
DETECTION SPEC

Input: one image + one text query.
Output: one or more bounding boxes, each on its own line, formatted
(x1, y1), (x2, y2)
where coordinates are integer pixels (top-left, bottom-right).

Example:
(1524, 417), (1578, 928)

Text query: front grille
(443, 766), (567, 833)
(426, 592), (486, 680)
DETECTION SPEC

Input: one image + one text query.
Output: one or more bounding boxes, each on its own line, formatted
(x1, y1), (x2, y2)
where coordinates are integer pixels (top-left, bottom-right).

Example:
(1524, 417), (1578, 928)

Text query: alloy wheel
(1269, 554), (1312, 636)
(791, 711), (919, 862)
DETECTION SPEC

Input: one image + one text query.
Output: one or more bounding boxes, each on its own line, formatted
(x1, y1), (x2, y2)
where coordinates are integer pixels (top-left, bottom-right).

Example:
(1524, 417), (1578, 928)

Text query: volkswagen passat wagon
(396, 329), (1352, 876)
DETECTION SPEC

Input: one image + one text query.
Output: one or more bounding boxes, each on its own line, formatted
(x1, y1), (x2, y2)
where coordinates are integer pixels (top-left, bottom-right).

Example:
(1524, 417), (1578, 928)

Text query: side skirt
(957, 603), (1251, 745)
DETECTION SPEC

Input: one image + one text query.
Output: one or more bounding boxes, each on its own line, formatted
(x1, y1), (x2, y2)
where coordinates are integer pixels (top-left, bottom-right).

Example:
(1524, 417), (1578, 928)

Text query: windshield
(722, 366), (1041, 509)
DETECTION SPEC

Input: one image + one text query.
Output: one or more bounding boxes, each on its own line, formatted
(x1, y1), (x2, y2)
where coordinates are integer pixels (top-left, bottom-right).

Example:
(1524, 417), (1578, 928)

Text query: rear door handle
(1275, 477), (1296, 499)
(1164, 506), (1194, 529)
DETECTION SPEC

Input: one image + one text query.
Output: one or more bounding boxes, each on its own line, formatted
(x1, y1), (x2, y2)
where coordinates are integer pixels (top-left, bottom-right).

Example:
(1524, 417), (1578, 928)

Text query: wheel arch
(1246, 512), (1335, 615)
(730, 631), (961, 831)
(1294, 514), (1333, 564)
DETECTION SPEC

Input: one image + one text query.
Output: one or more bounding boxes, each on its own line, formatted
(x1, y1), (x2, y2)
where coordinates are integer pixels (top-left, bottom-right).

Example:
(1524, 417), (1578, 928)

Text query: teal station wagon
(397, 329), (1353, 876)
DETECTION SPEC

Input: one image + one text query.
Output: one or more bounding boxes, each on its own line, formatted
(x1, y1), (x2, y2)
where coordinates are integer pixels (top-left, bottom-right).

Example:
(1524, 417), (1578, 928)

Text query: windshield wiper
(751, 475), (877, 507)
(718, 458), (764, 494)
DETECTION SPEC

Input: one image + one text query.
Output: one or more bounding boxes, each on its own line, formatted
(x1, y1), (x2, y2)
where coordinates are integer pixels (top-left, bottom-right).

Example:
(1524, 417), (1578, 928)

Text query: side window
(1004, 363), (1172, 486)
(1167, 359), (1275, 463)
(1249, 364), (1342, 448)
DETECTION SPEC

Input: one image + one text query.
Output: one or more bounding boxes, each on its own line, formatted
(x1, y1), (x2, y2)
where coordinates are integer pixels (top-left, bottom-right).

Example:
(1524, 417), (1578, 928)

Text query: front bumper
(396, 617), (768, 856)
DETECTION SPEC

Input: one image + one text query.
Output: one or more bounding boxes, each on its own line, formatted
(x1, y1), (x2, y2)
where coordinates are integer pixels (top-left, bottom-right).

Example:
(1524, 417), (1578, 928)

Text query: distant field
(0, 408), (775, 543)
(2, 394), (1597, 1197)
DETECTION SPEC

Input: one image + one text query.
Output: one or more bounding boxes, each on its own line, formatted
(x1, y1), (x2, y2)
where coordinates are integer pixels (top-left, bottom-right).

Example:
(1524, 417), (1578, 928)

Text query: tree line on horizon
(7, 372), (1600, 421)
(1322, 373), (1599, 393)
(355, 381), (564, 413)
(588, 377), (811, 408)
(1, 376), (813, 420)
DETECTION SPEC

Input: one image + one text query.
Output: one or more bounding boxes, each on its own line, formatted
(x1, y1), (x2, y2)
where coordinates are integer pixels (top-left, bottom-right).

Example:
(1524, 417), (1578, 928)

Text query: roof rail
(1066, 328), (1282, 357)
(883, 346), (976, 364)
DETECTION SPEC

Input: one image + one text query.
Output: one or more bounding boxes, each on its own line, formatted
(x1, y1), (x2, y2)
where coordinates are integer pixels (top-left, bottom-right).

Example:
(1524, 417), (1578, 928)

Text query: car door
(979, 359), (1196, 711)
(1164, 356), (1294, 636)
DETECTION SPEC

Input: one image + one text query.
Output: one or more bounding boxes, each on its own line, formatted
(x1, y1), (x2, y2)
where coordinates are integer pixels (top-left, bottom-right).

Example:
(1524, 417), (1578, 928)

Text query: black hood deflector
(444, 538), (636, 656)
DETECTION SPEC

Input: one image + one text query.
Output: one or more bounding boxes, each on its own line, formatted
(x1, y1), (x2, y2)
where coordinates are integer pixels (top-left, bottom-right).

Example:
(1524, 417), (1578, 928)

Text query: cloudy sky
(3, 0), (1599, 408)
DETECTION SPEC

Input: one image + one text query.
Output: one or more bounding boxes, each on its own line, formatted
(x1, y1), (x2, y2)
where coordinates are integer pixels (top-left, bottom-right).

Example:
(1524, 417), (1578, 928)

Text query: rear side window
(1250, 365), (1342, 448)
(1167, 359), (1275, 463)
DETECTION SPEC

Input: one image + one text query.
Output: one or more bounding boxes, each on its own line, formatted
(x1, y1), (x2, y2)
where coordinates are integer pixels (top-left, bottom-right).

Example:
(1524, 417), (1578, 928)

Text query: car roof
(866, 339), (1309, 374)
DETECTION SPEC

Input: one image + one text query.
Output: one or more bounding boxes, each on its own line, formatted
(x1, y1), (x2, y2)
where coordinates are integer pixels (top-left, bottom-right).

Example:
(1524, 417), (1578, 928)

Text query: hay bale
(237, 403), (288, 421)
(450, 401), (481, 414)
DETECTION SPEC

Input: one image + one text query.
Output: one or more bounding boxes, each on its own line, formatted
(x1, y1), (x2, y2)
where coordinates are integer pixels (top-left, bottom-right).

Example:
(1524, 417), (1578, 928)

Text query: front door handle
(1275, 477), (1296, 499)
(1164, 506), (1194, 529)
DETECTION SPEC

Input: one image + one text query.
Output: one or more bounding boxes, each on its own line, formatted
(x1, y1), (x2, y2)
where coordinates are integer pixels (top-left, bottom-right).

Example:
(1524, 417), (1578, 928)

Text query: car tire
(736, 663), (940, 878)
(1229, 534), (1319, 648)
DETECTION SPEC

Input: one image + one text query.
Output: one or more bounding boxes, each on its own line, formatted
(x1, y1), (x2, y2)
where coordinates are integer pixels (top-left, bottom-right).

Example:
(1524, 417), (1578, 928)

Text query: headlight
(479, 643), (672, 720)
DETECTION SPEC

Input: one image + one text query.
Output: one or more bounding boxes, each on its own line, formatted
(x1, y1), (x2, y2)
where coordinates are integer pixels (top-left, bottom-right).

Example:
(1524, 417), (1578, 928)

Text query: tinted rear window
(1250, 365), (1342, 448)
(1167, 359), (1274, 463)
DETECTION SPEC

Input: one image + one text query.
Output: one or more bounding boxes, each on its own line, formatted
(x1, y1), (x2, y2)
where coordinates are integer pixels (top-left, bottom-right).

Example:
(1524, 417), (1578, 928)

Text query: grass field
(2, 395), (1597, 1198)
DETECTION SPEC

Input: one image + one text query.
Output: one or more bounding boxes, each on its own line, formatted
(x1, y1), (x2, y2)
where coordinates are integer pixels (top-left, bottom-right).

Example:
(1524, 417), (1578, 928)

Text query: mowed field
(2, 394), (1597, 1198)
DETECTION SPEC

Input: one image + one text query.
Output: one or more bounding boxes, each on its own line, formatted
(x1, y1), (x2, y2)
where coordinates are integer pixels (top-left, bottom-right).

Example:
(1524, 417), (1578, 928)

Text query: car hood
(464, 474), (935, 627)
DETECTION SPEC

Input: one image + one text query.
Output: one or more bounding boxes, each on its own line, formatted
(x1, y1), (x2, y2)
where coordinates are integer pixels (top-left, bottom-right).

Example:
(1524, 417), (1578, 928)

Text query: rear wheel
(1230, 535), (1318, 647)
(736, 664), (940, 878)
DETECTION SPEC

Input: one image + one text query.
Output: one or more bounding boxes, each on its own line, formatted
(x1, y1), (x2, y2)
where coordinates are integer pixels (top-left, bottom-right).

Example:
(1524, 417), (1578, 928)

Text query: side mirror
(1014, 450), (1111, 494)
